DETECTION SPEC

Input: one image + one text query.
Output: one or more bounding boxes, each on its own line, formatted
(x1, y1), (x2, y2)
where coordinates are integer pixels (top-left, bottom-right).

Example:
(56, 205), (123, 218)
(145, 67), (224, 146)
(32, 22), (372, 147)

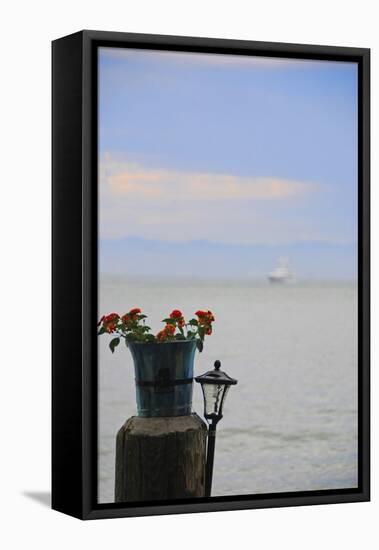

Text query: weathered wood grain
(115, 414), (207, 502)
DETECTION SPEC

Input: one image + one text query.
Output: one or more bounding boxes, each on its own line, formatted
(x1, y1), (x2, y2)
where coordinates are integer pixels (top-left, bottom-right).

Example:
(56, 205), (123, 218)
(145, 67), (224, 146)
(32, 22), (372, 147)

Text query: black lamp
(195, 360), (237, 496)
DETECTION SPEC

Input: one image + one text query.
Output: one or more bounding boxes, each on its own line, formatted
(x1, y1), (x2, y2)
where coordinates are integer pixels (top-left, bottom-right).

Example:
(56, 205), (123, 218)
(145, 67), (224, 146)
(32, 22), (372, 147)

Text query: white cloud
(101, 156), (317, 202)
(99, 154), (320, 243)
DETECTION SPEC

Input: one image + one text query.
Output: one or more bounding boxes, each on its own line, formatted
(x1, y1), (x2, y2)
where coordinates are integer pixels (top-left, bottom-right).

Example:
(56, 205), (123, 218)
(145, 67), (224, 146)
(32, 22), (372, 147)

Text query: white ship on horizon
(268, 257), (295, 284)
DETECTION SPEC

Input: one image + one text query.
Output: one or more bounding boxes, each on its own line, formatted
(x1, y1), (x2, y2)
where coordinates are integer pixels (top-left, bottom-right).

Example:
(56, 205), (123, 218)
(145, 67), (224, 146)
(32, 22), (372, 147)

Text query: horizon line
(99, 272), (358, 283)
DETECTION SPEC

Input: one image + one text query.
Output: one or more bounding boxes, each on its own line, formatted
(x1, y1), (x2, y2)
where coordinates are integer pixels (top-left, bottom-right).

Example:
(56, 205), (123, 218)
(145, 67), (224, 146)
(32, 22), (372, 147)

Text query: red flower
(121, 308), (142, 324)
(156, 322), (176, 341)
(165, 324), (176, 336)
(196, 310), (214, 321)
(206, 310), (215, 322)
(195, 310), (206, 318)
(170, 309), (183, 319)
(195, 309), (215, 329)
(156, 329), (168, 341)
(98, 313), (120, 333)
(104, 313), (119, 323)
(98, 306), (215, 349)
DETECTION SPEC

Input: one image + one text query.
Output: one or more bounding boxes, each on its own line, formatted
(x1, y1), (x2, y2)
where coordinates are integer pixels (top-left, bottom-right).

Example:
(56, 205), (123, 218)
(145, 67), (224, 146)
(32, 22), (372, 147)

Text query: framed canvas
(52, 30), (370, 520)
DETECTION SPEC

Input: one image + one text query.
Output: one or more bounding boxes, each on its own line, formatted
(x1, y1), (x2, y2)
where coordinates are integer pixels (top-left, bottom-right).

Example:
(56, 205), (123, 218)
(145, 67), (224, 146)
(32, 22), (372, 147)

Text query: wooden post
(115, 413), (207, 502)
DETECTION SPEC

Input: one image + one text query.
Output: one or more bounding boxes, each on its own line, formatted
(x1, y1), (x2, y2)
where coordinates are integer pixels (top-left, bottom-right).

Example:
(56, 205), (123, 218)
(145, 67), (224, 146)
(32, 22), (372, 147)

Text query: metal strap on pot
(135, 378), (193, 388)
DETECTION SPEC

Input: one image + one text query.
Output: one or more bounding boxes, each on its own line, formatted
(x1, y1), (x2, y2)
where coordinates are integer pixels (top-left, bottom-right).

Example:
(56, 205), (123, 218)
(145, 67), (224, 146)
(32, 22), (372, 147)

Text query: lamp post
(195, 360), (238, 497)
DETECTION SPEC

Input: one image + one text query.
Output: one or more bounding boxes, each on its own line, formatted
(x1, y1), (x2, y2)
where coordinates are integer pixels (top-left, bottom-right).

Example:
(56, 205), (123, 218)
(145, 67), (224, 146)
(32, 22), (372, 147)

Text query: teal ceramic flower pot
(128, 339), (197, 417)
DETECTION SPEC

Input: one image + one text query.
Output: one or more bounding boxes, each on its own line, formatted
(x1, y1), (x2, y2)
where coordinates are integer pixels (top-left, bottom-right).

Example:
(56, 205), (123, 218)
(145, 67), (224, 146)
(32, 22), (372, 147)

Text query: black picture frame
(52, 30), (370, 520)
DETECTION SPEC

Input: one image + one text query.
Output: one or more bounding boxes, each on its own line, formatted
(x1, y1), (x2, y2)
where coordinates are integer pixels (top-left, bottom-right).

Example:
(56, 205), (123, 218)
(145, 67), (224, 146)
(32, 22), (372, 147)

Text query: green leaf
(162, 318), (177, 325)
(98, 326), (106, 335)
(196, 340), (203, 352)
(188, 319), (198, 326)
(109, 337), (120, 353)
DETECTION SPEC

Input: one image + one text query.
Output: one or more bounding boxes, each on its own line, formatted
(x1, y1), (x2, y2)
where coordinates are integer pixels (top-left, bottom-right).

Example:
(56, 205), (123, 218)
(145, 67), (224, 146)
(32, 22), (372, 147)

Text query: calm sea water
(98, 277), (358, 503)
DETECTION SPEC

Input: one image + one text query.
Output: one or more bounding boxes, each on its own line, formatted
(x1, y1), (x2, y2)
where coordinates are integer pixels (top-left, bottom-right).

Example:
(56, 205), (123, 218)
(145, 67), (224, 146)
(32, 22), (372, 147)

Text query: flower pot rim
(128, 339), (196, 346)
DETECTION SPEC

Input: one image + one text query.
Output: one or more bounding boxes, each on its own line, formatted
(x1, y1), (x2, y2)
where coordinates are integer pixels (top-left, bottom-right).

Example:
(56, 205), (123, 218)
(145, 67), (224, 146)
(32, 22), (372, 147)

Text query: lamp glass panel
(203, 383), (225, 416)
(219, 385), (230, 413)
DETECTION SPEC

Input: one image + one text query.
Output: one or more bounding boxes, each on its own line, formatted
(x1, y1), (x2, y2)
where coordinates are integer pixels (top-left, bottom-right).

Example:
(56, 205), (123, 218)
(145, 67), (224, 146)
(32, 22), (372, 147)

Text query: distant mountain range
(99, 237), (357, 280)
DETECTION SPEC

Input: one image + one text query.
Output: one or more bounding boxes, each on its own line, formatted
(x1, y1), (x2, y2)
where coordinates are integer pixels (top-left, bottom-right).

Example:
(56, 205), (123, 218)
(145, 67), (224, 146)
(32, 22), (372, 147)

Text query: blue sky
(98, 47), (358, 277)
